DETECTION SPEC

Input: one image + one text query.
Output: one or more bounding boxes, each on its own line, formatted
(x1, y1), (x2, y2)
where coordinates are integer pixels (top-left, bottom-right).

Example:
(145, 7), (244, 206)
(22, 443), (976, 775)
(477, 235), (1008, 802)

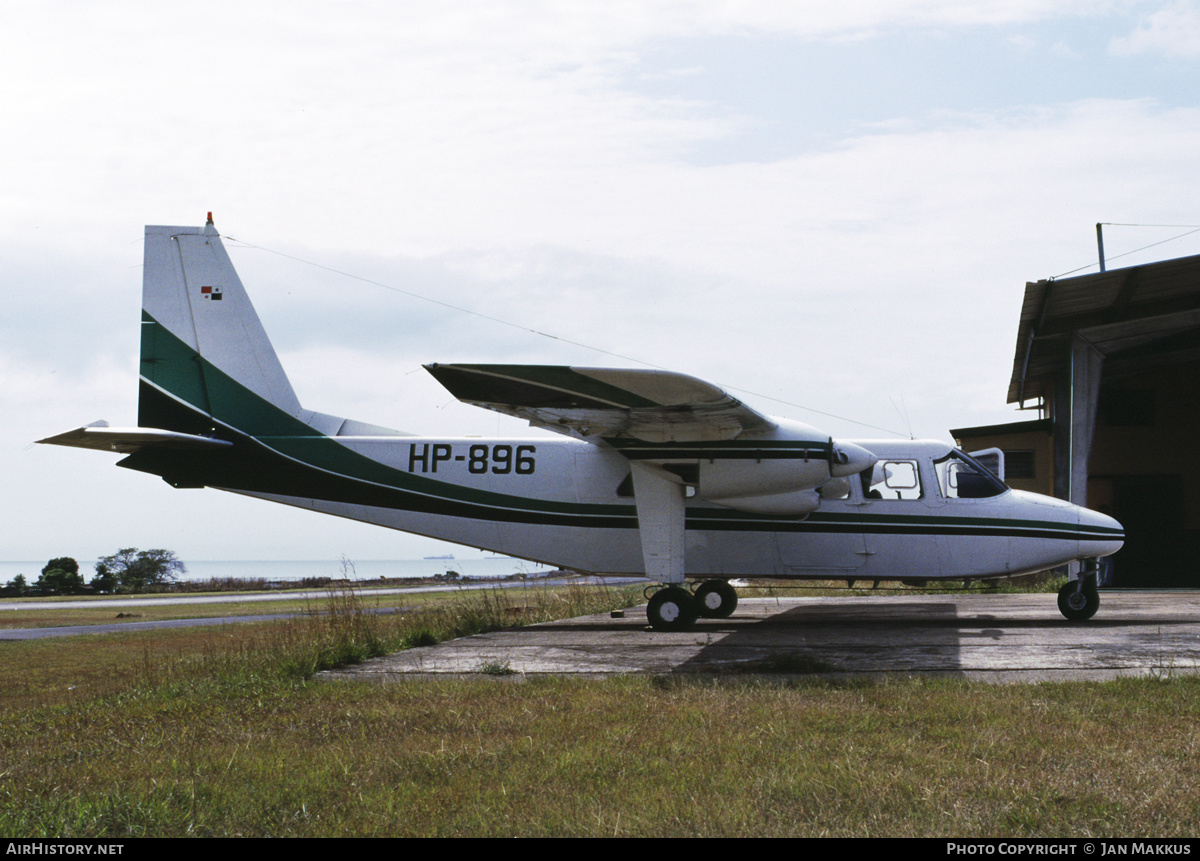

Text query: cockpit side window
(934, 450), (1007, 499)
(862, 459), (923, 500)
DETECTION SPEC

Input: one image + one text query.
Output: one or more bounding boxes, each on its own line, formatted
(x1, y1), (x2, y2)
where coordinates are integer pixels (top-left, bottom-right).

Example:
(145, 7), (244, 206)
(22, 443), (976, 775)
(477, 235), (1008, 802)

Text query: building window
(1004, 450), (1036, 480)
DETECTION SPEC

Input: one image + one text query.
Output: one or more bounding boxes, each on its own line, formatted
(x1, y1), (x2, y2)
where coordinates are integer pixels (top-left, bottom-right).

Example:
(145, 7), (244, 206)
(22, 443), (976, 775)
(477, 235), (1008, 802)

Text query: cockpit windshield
(934, 450), (1007, 499)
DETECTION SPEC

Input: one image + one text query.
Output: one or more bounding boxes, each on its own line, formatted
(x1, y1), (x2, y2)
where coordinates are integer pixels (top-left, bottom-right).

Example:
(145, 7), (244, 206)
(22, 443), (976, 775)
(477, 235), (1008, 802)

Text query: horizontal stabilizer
(37, 422), (233, 454)
(425, 363), (775, 442)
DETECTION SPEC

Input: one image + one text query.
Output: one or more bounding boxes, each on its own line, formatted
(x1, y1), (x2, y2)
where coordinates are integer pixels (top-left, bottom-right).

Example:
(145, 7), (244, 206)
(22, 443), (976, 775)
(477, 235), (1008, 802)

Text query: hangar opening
(953, 252), (1200, 588)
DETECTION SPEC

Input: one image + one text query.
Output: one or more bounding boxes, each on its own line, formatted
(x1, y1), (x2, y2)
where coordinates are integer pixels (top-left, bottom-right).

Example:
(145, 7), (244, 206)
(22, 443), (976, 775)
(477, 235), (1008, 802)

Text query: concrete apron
(318, 591), (1200, 684)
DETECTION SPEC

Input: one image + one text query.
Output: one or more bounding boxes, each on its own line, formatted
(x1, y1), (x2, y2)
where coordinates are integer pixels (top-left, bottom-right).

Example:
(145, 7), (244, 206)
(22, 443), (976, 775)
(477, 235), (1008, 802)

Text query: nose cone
(830, 440), (877, 478)
(1079, 506), (1125, 559)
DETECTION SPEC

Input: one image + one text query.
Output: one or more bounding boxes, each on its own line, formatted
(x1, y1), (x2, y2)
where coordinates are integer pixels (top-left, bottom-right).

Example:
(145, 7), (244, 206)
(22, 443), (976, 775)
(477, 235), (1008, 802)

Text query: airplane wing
(37, 421), (234, 454)
(424, 364), (776, 443)
(426, 363), (877, 585)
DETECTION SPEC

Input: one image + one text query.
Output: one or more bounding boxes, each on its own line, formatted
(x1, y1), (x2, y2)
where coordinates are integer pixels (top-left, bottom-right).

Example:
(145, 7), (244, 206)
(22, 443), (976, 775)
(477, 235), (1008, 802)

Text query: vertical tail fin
(138, 218), (302, 435)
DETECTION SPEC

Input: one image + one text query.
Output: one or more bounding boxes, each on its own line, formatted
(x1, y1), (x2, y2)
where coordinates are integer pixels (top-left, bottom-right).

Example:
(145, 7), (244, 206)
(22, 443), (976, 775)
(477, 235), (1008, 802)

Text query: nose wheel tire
(647, 587), (699, 631)
(694, 580), (738, 618)
(1057, 580), (1099, 621)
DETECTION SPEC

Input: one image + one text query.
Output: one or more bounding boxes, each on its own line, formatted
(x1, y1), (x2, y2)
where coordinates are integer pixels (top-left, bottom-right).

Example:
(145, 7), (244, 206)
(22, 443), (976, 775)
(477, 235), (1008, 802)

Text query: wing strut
(629, 462), (686, 585)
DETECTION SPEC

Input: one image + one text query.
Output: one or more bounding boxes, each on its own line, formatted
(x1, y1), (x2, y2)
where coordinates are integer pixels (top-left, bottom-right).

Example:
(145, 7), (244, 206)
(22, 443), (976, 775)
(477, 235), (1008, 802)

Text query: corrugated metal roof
(1008, 252), (1200, 404)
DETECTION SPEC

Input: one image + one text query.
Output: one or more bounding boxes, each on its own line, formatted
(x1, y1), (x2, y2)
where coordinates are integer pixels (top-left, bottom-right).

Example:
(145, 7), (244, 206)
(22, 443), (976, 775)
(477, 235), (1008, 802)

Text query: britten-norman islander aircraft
(40, 217), (1125, 630)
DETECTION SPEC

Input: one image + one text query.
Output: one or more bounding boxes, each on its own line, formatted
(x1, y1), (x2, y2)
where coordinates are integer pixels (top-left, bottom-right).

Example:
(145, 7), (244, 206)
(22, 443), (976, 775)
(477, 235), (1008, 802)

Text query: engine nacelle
(707, 488), (821, 517)
(697, 457), (830, 501)
(691, 434), (875, 518)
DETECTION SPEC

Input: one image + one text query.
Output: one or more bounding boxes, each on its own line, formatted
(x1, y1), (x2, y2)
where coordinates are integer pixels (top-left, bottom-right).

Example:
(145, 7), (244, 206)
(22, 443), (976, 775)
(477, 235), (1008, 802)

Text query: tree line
(2, 549), (186, 596)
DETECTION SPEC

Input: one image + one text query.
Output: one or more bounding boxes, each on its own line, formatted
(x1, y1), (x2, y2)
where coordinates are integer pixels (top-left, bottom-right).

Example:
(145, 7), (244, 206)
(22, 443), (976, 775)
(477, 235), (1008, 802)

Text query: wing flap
(425, 364), (775, 442)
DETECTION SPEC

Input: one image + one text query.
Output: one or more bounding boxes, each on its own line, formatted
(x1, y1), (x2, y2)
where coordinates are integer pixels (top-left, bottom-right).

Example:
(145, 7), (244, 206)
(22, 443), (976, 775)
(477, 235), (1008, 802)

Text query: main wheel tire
(647, 587), (698, 631)
(1057, 580), (1099, 621)
(694, 580), (738, 618)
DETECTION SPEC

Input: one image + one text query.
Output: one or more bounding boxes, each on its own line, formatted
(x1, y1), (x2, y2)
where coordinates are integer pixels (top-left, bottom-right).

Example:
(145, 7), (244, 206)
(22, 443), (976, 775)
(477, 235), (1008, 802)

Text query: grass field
(1, 581), (1198, 837)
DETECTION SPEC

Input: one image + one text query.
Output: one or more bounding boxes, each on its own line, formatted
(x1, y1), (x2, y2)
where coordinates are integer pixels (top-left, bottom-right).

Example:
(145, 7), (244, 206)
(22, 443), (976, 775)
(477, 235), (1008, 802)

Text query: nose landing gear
(1057, 560), (1101, 621)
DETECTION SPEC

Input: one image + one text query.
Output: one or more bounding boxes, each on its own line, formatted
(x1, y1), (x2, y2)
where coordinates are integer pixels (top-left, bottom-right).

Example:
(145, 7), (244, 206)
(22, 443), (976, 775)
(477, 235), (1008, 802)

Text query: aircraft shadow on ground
(534, 597), (1200, 679)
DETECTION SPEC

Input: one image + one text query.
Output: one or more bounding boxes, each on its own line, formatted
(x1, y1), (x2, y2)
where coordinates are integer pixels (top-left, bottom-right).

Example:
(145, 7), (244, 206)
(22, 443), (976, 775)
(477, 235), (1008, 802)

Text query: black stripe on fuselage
(607, 439), (832, 461)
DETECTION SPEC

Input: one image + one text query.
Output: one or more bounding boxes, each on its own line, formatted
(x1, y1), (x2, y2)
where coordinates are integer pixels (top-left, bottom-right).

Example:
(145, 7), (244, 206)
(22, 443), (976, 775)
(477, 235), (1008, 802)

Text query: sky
(5, 1), (1200, 567)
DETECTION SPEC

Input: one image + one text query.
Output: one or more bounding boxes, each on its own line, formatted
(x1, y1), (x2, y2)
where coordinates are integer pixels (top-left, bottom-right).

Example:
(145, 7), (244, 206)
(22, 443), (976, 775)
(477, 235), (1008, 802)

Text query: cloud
(1111, 1), (1200, 58)
(8, 1), (1200, 561)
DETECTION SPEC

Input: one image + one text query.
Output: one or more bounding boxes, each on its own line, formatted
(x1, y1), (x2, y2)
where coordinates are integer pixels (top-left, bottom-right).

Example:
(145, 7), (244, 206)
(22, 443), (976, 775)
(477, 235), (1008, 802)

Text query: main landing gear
(646, 580), (738, 631)
(1057, 559), (1101, 622)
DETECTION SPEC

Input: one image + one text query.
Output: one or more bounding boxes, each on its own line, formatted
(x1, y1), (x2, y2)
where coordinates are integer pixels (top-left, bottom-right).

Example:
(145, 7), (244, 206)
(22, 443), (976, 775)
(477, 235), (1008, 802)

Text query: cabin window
(863, 459), (923, 500)
(934, 450), (1007, 499)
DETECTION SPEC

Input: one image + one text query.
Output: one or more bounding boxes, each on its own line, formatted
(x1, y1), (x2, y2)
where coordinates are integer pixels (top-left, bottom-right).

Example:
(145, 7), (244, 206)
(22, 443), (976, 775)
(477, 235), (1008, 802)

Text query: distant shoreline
(0, 557), (545, 586)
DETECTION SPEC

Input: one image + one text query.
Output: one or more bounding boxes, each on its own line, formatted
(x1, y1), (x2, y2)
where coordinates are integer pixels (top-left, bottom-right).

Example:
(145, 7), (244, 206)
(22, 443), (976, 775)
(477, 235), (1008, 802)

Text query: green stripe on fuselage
(135, 312), (632, 521)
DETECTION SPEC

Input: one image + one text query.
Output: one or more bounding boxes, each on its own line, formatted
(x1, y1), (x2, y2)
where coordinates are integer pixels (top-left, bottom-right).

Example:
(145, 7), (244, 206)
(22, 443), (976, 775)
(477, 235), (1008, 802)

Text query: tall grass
(0, 581), (640, 719)
(166, 580), (642, 685)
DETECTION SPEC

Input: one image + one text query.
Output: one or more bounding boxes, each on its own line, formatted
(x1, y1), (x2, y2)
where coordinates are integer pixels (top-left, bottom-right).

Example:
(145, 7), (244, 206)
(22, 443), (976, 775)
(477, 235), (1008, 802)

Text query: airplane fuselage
(130, 424), (1120, 582)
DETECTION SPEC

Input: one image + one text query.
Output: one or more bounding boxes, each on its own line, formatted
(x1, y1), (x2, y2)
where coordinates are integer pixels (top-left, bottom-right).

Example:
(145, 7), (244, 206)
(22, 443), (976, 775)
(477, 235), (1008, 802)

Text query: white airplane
(41, 217), (1124, 630)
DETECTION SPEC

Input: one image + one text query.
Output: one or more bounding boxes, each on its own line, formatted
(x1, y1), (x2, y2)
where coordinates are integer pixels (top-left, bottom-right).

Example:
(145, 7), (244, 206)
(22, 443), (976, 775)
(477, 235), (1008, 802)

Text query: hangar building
(952, 252), (1200, 587)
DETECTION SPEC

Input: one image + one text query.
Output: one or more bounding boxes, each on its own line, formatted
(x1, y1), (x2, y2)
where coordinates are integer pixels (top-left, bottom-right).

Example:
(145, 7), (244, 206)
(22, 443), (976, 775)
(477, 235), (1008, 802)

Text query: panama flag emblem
(200, 285), (223, 301)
